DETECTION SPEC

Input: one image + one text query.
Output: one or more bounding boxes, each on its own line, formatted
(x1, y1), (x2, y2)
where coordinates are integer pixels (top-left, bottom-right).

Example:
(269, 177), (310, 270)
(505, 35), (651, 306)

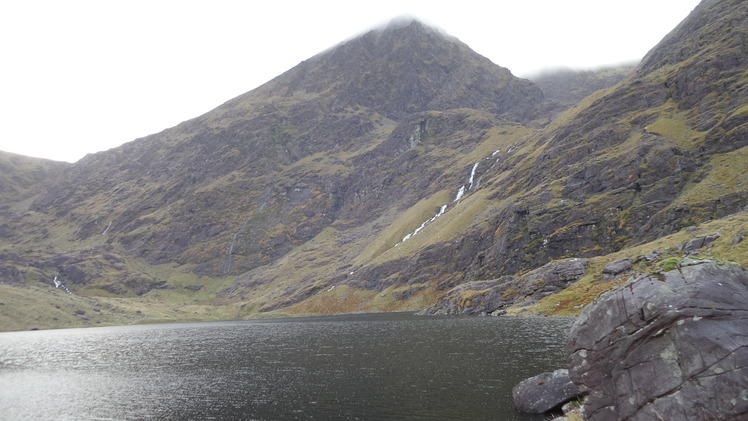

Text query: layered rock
(566, 259), (748, 421)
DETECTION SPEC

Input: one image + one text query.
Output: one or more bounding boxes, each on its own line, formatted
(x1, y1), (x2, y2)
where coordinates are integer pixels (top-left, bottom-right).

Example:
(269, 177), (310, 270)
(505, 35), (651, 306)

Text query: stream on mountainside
(0, 313), (573, 420)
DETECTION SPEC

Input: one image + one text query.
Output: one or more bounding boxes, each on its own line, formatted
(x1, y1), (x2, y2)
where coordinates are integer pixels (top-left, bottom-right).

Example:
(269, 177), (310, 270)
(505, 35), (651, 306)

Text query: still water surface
(0, 313), (573, 420)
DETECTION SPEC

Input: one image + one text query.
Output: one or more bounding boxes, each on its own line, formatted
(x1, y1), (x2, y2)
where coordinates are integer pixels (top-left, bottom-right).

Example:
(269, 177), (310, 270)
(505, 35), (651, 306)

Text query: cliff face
(1, 0), (747, 329)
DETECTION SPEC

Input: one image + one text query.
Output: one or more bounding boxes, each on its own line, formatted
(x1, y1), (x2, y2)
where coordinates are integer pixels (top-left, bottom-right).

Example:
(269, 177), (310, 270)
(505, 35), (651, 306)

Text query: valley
(1, 0), (746, 332)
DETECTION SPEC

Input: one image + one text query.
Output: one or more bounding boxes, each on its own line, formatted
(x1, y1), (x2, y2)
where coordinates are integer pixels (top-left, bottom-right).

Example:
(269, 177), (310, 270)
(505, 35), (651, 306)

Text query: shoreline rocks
(566, 259), (748, 421)
(513, 259), (748, 421)
(512, 369), (581, 414)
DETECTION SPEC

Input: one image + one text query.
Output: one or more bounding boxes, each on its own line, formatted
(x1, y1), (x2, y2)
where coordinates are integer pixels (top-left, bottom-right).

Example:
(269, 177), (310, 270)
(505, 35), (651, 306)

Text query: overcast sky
(1, 0), (701, 163)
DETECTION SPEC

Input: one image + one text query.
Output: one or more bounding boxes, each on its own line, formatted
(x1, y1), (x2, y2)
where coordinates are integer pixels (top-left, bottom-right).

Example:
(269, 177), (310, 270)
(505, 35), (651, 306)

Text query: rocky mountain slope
(0, 151), (68, 206)
(1, 0), (746, 330)
(529, 65), (636, 107)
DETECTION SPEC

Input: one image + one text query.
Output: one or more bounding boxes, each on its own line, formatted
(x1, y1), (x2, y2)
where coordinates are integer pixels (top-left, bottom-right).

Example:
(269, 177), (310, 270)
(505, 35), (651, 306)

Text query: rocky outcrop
(414, 278), (508, 315)
(602, 258), (632, 278)
(512, 369), (581, 414)
(524, 258), (589, 291)
(679, 233), (720, 254)
(418, 258), (588, 315)
(566, 259), (748, 421)
(0, 264), (25, 285)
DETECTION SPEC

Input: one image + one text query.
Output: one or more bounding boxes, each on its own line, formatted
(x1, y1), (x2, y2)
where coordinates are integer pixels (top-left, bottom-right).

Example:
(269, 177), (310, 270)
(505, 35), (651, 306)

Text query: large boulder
(566, 259), (748, 421)
(512, 369), (581, 414)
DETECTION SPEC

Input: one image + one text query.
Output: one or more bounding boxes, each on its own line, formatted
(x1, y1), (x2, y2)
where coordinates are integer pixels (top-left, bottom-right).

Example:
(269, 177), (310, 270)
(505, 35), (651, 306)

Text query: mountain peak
(374, 16), (450, 39)
(379, 15), (427, 30)
(253, 16), (543, 121)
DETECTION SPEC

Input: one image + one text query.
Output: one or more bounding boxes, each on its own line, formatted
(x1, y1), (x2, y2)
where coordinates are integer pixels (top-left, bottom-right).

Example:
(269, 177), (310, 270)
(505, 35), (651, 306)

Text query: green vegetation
(645, 105), (706, 149)
(658, 257), (684, 272)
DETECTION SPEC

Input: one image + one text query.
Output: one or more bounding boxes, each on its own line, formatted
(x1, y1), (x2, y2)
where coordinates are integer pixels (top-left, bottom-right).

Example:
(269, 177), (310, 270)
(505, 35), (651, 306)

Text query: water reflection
(0, 313), (573, 420)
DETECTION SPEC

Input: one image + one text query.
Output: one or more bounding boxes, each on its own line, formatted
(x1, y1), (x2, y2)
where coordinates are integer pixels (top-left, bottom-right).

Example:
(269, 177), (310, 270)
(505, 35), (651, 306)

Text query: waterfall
(52, 276), (71, 294)
(391, 153), (499, 249)
(453, 186), (465, 202)
(397, 205), (448, 245)
(224, 233), (239, 273)
(468, 162), (479, 190)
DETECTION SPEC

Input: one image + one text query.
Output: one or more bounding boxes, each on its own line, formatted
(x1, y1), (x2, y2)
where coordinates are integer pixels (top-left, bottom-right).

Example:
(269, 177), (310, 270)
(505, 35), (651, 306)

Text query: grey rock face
(512, 369), (581, 414)
(566, 259), (748, 421)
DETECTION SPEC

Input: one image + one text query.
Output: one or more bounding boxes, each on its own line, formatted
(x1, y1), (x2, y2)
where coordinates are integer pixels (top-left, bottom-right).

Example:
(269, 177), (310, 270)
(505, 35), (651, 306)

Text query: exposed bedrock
(566, 259), (748, 421)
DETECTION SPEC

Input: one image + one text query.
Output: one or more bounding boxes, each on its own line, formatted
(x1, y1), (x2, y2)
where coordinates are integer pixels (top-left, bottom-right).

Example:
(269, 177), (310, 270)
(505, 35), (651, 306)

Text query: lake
(0, 313), (573, 420)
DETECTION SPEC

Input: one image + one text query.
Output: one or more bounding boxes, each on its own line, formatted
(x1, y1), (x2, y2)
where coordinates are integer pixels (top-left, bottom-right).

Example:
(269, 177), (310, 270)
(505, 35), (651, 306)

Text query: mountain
(1, 0), (746, 330)
(529, 64), (636, 107)
(27, 20), (541, 278)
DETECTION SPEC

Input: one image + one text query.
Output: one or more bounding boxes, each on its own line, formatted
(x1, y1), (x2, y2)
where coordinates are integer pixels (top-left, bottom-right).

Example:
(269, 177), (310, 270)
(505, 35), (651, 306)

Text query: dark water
(0, 313), (573, 420)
